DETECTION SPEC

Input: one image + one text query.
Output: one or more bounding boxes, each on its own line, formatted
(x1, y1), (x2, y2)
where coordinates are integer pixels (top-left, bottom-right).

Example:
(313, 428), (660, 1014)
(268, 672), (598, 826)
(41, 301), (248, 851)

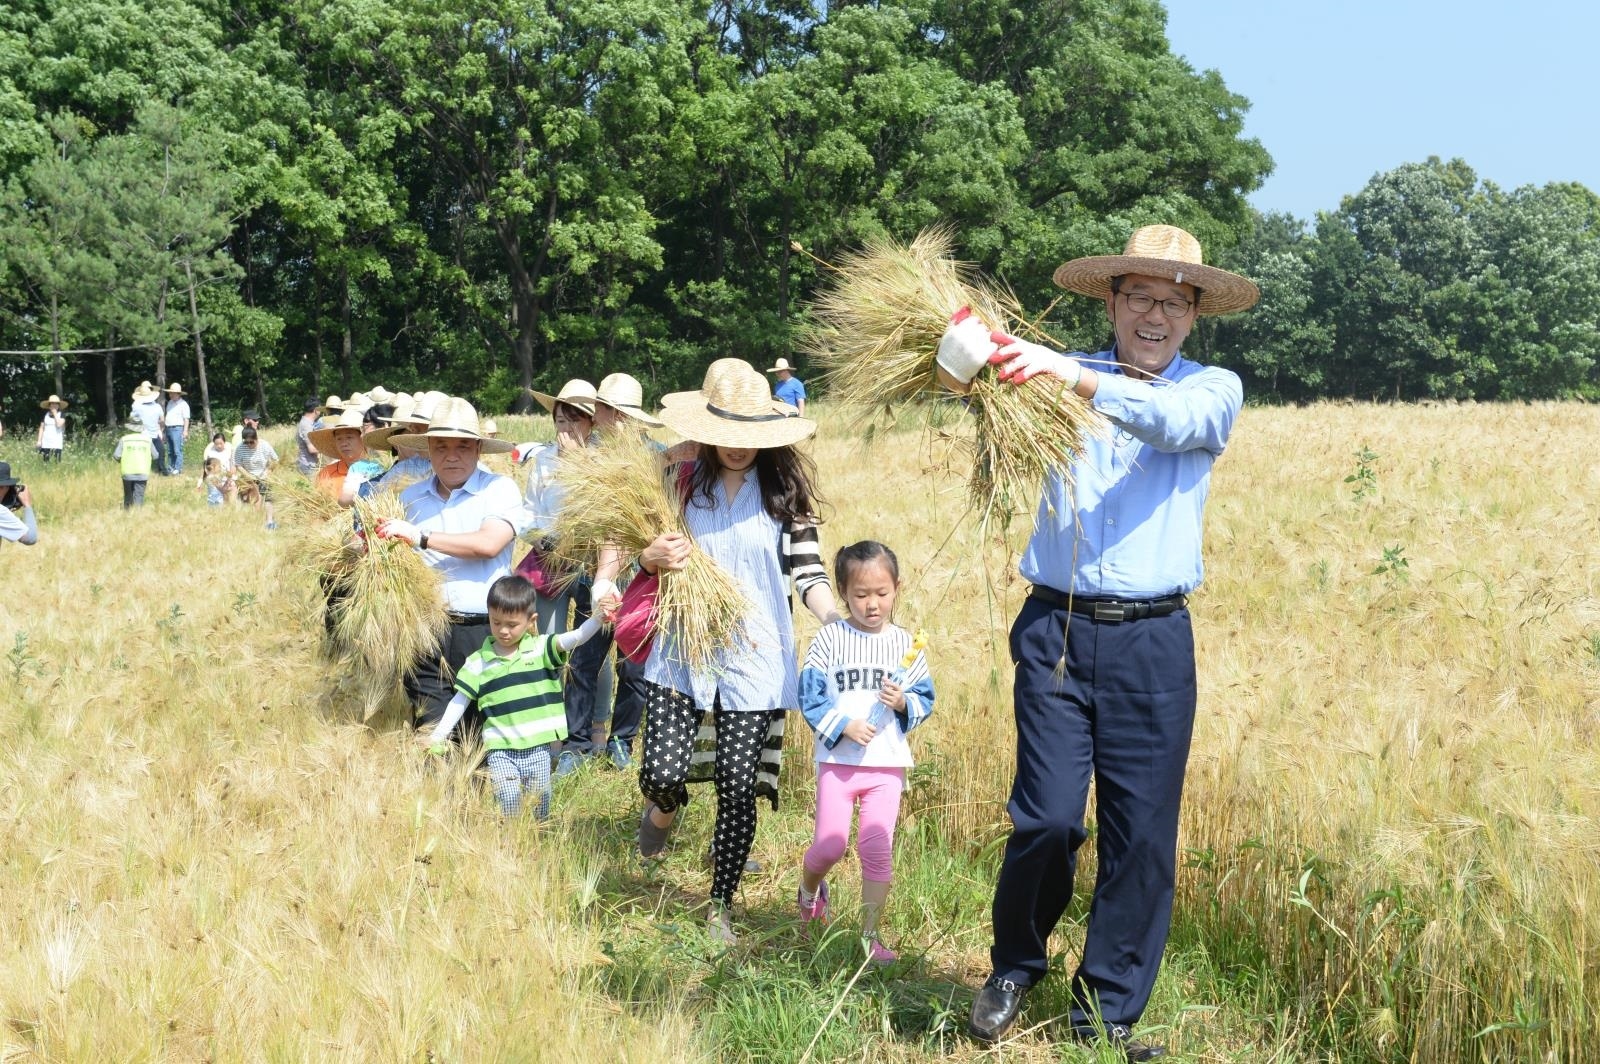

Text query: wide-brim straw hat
(1051, 224), (1259, 315)
(390, 397), (514, 454)
(531, 379), (598, 415)
(658, 365), (816, 449)
(765, 357), (796, 374)
(595, 372), (663, 427)
(308, 407), (370, 458)
(131, 381), (160, 402)
(366, 385), (397, 404)
(323, 394), (346, 412)
(40, 394), (68, 409)
(166, 382), (185, 395)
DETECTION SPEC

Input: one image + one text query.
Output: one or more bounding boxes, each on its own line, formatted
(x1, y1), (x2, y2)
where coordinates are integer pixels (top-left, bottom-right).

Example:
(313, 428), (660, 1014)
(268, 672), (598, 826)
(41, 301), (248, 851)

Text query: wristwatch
(419, 531), (431, 551)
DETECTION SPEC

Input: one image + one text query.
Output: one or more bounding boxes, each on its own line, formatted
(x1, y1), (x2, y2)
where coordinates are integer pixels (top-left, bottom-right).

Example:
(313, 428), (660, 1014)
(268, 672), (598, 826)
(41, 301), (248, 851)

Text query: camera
(1, 485), (23, 510)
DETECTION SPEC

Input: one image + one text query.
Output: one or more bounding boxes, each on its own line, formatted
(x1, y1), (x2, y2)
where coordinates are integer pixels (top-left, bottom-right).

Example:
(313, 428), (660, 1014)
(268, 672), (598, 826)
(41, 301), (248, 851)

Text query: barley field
(1, 402), (1596, 1062)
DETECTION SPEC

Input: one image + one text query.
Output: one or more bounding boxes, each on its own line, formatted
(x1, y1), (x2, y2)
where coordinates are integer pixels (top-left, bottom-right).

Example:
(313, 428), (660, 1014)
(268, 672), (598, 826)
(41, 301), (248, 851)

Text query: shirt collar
(1105, 345), (1193, 385)
(427, 465), (493, 501)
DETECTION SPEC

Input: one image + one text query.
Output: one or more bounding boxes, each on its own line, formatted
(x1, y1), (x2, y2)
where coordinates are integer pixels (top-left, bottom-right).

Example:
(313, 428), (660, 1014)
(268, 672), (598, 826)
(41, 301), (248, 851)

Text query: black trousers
(566, 622), (646, 751)
(404, 618), (489, 741)
(989, 596), (1197, 1034)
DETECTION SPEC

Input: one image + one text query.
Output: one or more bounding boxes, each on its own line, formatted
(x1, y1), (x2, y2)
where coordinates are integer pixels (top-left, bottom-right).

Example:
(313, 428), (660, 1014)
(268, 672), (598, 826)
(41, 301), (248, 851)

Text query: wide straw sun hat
(531, 379), (598, 415)
(131, 380), (160, 402)
(323, 394), (346, 412)
(594, 372), (664, 427)
(1051, 224), (1259, 315)
(40, 394), (69, 409)
(366, 385), (397, 405)
(390, 397), (514, 455)
(658, 364), (816, 449)
(166, 382), (185, 395)
(308, 406), (369, 459)
(660, 358), (752, 409)
(764, 357), (796, 373)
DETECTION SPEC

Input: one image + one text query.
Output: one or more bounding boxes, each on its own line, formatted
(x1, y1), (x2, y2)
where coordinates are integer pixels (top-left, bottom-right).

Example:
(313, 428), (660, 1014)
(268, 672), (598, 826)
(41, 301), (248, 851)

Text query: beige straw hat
(658, 366), (817, 449)
(390, 397), (514, 454)
(308, 406), (370, 459)
(364, 394), (418, 451)
(366, 385), (397, 404)
(764, 357), (797, 374)
(594, 372), (664, 427)
(40, 394), (69, 409)
(1052, 224), (1259, 315)
(660, 359), (753, 408)
(531, 379), (598, 415)
(323, 394), (346, 412)
(166, 382), (185, 395)
(131, 380), (160, 402)
(480, 418), (499, 438)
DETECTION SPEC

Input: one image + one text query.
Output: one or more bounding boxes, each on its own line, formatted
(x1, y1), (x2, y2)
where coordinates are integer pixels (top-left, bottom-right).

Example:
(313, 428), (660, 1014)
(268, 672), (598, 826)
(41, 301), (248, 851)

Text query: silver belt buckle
(1093, 601), (1126, 623)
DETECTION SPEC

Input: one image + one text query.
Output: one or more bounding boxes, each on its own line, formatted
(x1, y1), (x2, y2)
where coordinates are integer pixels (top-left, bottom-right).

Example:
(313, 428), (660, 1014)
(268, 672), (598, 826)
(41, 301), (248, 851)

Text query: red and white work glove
(375, 518), (423, 547)
(935, 307), (999, 387)
(989, 329), (1083, 389)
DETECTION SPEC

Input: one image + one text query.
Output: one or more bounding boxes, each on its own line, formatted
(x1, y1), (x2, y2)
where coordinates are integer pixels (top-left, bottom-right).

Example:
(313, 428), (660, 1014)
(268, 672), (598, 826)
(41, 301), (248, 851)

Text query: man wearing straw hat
(374, 397), (523, 737)
(130, 381), (167, 475)
(943, 224), (1258, 1059)
(37, 395), (67, 462)
(371, 391), (449, 490)
(163, 383), (191, 476)
(765, 357), (806, 415)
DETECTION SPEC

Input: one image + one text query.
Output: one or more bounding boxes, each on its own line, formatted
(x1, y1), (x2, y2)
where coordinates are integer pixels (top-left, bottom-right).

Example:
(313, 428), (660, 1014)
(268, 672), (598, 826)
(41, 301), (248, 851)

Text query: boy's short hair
(241, 425), (259, 442)
(486, 574), (538, 616)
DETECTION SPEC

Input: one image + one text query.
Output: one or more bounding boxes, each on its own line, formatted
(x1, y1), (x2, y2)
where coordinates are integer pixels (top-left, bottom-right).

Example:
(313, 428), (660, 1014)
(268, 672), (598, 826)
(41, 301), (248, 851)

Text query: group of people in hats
(6, 221), (1257, 1059)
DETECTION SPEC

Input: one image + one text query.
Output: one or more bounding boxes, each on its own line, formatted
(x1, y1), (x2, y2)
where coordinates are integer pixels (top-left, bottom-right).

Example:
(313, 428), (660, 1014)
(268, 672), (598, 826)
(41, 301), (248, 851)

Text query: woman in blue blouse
(636, 361), (840, 943)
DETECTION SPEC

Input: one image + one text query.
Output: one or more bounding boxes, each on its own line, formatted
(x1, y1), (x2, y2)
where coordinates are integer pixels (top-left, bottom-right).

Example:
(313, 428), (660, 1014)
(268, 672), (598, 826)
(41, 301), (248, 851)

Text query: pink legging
(804, 764), (906, 884)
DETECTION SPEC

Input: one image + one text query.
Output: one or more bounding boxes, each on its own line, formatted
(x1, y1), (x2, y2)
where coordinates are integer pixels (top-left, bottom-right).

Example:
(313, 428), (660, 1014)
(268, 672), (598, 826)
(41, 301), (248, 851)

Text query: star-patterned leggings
(639, 682), (778, 905)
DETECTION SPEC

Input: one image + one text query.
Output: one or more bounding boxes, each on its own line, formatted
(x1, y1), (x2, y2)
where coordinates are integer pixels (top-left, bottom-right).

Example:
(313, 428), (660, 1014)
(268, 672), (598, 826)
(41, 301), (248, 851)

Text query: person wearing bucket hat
(632, 362), (841, 944)
(375, 398), (524, 739)
(948, 224), (1257, 1058)
(37, 395), (68, 462)
(765, 357), (806, 415)
(569, 372), (668, 771)
(163, 383), (191, 476)
(130, 381), (167, 476)
(512, 379), (606, 775)
(310, 407), (384, 506)
(0, 462), (38, 546)
(373, 391), (450, 490)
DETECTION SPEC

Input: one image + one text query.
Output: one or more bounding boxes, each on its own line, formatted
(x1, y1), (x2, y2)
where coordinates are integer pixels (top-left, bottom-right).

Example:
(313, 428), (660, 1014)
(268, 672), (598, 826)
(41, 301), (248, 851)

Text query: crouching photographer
(0, 462), (38, 547)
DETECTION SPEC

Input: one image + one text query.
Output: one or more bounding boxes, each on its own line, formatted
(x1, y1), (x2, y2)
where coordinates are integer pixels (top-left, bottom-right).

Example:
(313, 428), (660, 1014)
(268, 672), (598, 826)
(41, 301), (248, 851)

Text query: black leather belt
(447, 612), (489, 625)
(1029, 585), (1186, 623)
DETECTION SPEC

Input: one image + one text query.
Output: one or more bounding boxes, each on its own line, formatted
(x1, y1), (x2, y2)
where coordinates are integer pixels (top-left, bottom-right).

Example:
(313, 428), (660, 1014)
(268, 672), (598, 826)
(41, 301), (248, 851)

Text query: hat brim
(1052, 255), (1259, 315)
(532, 391), (597, 415)
(595, 398), (664, 427)
(657, 394), (816, 449)
(40, 398), (68, 409)
(131, 389), (159, 402)
(309, 425), (368, 459)
(362, 425), (412, 452)
(391, 430), (514, 455)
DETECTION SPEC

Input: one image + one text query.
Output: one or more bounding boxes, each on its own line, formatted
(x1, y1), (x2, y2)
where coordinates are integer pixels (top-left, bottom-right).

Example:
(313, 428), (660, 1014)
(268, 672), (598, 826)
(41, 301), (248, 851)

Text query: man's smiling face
(1105, 273), (1198, 380)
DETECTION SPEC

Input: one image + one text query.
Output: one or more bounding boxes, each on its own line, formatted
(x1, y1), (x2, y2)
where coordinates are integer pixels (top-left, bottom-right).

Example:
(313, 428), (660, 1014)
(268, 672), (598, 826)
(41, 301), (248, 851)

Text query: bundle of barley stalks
(802, 226), (1107, 518)
(280, 483), (448, 703)
(545, 432), (747, 671)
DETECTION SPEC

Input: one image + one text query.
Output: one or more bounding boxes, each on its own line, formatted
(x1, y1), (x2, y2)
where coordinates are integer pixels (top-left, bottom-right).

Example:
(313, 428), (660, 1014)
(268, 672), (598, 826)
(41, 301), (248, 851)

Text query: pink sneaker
(865, 938), (898, 966)
(796, 881), (830, 925)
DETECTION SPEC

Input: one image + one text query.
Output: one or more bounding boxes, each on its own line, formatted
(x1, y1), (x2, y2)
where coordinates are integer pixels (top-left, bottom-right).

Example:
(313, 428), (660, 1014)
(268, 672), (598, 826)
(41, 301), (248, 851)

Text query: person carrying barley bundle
(945, 225), (1259, 1060)
(633, 361), (842, 945)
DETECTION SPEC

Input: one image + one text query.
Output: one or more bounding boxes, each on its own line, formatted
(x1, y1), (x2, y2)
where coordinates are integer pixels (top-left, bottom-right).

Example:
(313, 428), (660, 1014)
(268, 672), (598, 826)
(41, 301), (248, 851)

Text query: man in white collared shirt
(374, 398), (522, 737)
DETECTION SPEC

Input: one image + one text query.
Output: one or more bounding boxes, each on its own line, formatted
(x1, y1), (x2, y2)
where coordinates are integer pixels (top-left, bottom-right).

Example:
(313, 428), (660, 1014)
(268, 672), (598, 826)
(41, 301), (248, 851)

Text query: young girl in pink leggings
(796, 541), (935, 964)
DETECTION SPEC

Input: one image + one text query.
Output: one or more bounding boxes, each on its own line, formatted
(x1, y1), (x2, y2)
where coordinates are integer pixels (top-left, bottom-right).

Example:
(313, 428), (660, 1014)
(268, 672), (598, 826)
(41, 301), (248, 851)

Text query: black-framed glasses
(1120, 291), (1194, 318)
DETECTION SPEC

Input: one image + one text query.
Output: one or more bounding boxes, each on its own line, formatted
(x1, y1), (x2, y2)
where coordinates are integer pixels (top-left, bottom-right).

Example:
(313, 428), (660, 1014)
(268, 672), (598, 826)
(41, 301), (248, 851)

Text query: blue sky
(1164, 1), (1600, 219)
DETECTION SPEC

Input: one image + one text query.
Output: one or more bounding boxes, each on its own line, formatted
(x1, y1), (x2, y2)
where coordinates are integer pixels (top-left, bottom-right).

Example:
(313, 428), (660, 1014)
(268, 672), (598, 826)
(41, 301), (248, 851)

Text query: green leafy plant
(1345, 446), (1379, 500)
(1374, 545), (1410, 585)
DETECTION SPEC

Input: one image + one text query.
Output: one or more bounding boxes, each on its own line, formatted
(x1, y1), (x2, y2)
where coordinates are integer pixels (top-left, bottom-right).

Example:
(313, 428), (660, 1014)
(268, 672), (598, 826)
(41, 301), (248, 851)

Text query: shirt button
(1106, 518), (1115, 526)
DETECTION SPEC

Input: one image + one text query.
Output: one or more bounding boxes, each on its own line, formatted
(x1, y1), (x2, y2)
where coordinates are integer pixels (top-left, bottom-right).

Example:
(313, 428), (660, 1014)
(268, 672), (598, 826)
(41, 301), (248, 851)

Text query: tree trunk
(50, 294), (64, 394)
(340, 263), (353, 393)
(103, 333), (117, 429)
(184, 262), (215, 436)
(311, 271), (324, 396)
(154, 283), (169, 386)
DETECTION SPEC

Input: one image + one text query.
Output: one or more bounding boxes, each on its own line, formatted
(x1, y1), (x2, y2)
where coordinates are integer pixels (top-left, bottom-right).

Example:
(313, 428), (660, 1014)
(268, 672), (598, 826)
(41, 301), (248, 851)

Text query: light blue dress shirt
(400, 466), (523, 615)
(1019, 348), (1242, 599)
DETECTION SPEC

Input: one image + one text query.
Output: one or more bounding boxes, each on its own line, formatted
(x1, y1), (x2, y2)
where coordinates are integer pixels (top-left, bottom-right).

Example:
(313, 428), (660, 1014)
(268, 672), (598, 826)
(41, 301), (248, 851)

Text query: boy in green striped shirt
(425, 575), (601, 818)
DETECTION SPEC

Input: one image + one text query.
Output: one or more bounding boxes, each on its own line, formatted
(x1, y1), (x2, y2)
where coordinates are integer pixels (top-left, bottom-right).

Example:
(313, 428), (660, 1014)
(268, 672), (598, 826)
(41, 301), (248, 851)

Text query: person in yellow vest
(113, 420), (155, 509)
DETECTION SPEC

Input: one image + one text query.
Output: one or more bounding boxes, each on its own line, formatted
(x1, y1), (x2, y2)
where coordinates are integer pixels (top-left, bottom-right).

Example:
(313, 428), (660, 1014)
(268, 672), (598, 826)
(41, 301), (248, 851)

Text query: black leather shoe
(967, 975), (1026, 1043)
(1073, 1024), (1166, 1061)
